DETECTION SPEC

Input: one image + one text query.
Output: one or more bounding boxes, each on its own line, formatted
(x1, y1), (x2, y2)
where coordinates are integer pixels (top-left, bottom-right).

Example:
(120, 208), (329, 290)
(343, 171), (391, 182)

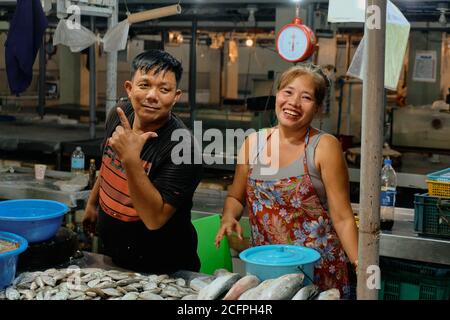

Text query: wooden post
(357, 0), (387, 300)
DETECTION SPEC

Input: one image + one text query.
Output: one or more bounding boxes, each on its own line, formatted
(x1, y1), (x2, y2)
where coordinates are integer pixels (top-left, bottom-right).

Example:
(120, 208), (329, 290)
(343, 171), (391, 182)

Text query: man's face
(125, 67), (181, 129)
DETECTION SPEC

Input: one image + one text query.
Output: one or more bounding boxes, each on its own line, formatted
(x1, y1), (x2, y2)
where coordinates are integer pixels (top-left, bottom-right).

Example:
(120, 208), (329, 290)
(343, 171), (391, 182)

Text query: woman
(215, 64), (358, 298)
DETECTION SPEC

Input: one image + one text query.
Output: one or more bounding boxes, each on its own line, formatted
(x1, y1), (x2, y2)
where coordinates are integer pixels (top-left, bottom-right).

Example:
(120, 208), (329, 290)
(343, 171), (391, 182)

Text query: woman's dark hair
(277, 63), (331, 108)
(131, 50), (183, 87)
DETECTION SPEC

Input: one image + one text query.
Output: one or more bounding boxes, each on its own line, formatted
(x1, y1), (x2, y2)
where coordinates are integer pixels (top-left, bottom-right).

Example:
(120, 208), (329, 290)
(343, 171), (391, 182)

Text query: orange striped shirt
(99, 141), (151, 222)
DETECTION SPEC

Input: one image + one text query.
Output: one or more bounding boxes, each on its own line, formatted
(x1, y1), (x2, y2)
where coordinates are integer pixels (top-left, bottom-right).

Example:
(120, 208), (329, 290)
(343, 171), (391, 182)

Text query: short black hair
(131, 50), (183, 87)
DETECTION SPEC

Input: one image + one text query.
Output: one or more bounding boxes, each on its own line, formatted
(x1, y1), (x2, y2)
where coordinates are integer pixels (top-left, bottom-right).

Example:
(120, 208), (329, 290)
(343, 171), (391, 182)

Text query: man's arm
(82, 175), (101, 235)
(122, 158), (176, 230)
(110, 107), (199, 230)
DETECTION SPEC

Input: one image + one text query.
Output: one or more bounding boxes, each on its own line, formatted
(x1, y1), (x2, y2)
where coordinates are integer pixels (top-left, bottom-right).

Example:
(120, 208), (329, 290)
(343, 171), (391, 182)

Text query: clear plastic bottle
(71, 146), (85, 174)
(380, 158), (397, 231)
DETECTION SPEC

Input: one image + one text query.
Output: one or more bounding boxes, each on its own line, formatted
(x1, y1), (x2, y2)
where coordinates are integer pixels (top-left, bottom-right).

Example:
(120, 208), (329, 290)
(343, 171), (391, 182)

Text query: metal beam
(37, 38), (46, 118)
(89, 16), (96, 140)
(105, 0), (118, 118)
(189, 17), (197, 130)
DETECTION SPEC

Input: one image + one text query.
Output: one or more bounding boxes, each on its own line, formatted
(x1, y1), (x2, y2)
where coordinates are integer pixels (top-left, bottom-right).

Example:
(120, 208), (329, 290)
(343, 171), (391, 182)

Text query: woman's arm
(316, 134), (358, 265)
(214, 133), (254, 247)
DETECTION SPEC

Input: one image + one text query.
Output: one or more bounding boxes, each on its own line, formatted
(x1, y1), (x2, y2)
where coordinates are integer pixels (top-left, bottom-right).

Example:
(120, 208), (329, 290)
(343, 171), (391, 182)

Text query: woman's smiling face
(275, 74), (318, 130)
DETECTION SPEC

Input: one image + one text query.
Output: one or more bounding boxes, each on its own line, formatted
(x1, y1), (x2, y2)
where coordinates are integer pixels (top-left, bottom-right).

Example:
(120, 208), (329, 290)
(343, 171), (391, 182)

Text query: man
(82, 50), (203, 274)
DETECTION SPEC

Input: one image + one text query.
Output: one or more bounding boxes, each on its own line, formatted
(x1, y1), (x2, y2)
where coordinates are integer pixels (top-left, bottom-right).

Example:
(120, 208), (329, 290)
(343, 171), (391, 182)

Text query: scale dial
(276, 23), (316, 62)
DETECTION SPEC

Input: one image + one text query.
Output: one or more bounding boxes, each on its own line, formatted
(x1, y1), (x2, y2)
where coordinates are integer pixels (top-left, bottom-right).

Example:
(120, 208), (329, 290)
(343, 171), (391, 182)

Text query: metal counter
(192, 189), (450, 266)
(0, 167), (90, 208)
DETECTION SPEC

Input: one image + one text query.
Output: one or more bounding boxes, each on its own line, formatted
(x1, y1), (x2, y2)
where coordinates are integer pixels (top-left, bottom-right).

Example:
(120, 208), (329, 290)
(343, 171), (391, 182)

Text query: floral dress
(246, 128), (350, 298)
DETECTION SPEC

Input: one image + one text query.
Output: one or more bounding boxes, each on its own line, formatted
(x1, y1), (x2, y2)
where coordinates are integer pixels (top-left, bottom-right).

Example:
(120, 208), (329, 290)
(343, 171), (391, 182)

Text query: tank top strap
(302, 127), (311, 175)
(252, 127), (277, 163)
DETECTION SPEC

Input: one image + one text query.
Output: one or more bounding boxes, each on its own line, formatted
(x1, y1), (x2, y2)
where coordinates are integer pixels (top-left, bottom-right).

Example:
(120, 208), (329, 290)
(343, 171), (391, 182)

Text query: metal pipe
(357, 0), (387, 300)
(105, 0), (118, 118)
(37, 38), (46, 118)
(189, 16), (198, 129)
(89, 16), (96, 139)
(127, 4), (181, 24)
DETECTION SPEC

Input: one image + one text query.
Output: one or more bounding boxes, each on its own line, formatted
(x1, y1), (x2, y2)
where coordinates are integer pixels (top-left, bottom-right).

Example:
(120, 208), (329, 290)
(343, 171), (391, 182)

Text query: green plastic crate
(192, 214), (233, 275)
(414, 193), (450, 239)
(379, 257), (450, 300)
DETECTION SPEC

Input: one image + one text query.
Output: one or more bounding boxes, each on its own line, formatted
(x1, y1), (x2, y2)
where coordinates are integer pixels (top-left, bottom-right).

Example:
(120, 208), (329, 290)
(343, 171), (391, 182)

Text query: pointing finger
(116, 107), (131, 130)
(141, 131), (158, 140)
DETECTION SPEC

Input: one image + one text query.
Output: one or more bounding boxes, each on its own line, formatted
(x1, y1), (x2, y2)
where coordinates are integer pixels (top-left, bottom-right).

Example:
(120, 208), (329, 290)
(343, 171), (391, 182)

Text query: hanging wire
(123, 0), (131, 16)
(295, 1), (301, 18)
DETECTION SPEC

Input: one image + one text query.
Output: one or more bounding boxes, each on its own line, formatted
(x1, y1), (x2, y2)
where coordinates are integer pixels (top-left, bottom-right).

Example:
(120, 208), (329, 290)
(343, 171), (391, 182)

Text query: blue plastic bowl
(0, 199), (69, 243)
(239, 244), (321, 284)
(0, 231), (28, 289)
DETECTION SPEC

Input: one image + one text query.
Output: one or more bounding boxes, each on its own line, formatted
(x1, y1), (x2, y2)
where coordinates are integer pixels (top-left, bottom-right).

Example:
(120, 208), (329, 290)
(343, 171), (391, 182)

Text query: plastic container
(379, 257), (450, 300)
(0, 231), (28, 289)
(426, 167), (450, 198)
(71, 146), (85, 174)
(414, 193), (450, 239)
(380, 158), (397, 231)
(239, 244), (320, 283)
(192, 214), (233, 275)
(0, 199), (69, 243)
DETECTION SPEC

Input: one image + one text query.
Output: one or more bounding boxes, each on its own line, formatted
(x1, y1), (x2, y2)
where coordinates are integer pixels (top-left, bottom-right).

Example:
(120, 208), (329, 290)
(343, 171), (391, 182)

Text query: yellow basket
(426, 180), (450, 198)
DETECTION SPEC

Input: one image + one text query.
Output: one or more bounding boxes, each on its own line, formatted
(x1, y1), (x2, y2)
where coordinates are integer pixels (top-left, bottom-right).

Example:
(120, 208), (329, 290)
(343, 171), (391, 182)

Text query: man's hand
(82, 202), (98, 237)
(109, 107), (158, 164)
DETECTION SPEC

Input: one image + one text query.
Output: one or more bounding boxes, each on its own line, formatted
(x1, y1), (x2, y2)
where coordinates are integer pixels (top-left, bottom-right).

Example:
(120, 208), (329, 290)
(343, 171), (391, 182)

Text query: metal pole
(105, 0), (118, 118)
(37, 38), (46, 118)
(189, 16), (197, 129)
(89, 16), (96, 140)
(161, 29), (166, 50)
(357, 0), (387, 300)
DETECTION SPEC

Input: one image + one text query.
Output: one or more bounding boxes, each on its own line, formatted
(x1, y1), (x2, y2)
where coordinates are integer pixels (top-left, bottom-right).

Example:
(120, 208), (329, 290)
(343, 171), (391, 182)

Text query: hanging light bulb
(245, 37), (254, 47)
(438, 10), (447, 26)
(437, 3), (448, 26)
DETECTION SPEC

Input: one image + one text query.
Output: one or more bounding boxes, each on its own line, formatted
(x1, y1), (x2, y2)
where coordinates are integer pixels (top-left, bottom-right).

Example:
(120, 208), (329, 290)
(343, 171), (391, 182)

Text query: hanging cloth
(5, 0), (48, 95)
(53, 19), (97, 53)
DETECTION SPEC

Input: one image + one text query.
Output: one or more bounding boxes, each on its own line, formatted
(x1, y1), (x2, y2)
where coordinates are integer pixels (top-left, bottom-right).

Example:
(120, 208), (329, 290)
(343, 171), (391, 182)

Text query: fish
(291, 284), (319, 300)
(257, 273), (305, 300)
(0, 267), (204, 301)
(197, 273), (241, 300)
(138, 291), (164, 300)
(189, 276), (212, 292)
(238, 279), (275, 300)
(121, 292), (139, 300)
(5, 287), (20, 300)
(223, 275), (261, 300)
(316, 288), (340, 300)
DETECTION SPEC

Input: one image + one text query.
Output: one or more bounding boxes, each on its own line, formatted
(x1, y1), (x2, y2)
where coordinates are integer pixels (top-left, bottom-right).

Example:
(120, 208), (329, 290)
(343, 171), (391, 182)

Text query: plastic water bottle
(380, 158), (397, 231)
(71, 146), (85, 174)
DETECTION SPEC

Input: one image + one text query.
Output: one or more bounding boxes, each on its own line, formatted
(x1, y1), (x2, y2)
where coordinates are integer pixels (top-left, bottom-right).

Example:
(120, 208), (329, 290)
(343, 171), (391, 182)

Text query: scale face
(276, 22), (316, 62)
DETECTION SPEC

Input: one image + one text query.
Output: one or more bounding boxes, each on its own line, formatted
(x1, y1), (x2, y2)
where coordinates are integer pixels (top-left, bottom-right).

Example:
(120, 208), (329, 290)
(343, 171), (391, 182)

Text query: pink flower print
(329, 265), (336, 274)
(290, 196), (302, 208)
(303, 216), (331, 248)
(279, 208), (291, 223)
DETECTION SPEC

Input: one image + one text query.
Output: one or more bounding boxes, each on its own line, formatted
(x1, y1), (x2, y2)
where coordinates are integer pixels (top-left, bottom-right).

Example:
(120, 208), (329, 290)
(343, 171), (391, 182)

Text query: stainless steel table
(192, 189), (450, 266)
(0, 167), (90, 208)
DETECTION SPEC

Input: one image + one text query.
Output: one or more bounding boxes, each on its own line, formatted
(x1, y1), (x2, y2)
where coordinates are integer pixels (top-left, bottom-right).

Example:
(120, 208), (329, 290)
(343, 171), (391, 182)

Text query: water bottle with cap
(71, 146), (85, 174)
(380, 157), (397, 231)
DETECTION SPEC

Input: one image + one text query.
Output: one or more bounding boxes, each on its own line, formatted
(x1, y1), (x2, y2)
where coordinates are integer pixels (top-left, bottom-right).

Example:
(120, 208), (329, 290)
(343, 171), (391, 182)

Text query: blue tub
(0, 199), (69, 243)
(239, 244), (321, 284)
(0, 231), (28, 289)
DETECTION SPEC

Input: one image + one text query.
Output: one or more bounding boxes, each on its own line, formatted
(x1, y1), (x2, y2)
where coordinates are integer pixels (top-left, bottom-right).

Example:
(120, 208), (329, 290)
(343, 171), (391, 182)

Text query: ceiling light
(245, 38), (254, 47)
